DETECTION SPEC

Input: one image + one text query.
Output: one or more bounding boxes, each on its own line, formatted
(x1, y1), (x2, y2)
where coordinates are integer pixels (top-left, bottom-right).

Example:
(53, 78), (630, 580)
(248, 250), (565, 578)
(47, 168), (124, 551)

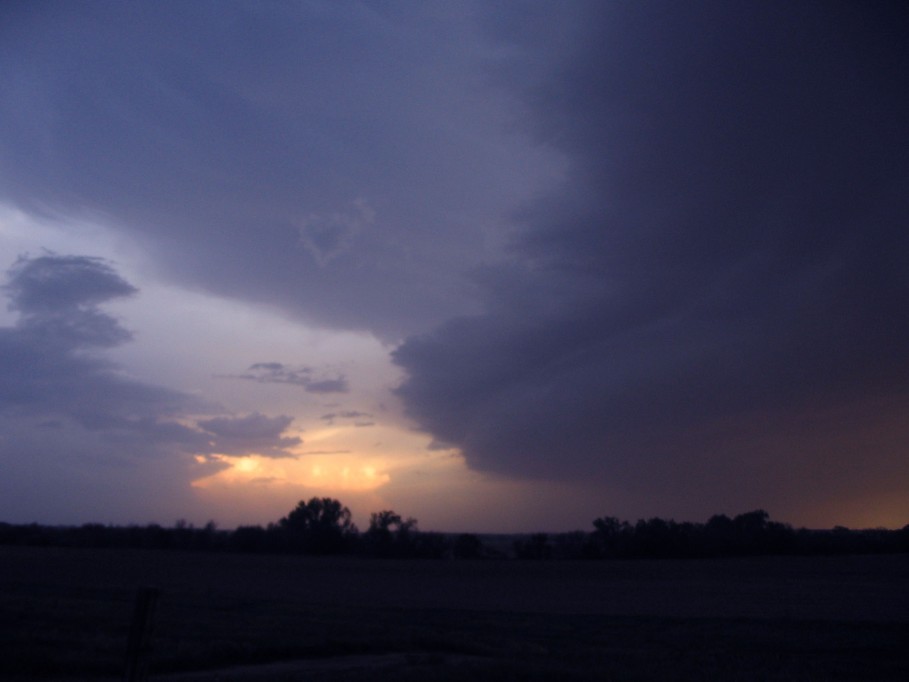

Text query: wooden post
(124, 586), (159, 682)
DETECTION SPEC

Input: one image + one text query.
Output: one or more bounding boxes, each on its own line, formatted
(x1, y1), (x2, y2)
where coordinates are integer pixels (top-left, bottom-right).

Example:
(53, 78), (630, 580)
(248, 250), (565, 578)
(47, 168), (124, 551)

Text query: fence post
(124, 586), (159, 682)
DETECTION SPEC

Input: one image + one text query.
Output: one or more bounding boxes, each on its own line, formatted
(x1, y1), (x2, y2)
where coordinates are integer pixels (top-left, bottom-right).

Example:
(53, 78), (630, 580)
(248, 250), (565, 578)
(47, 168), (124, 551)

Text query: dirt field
(2, 546), (907, 680)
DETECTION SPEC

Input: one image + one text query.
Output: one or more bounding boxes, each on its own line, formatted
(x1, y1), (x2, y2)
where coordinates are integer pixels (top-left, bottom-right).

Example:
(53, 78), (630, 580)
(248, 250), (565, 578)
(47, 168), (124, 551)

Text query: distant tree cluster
(1, 501), (907, 559)
(0, 519), (223, 552)
(516, 510), (909, 560)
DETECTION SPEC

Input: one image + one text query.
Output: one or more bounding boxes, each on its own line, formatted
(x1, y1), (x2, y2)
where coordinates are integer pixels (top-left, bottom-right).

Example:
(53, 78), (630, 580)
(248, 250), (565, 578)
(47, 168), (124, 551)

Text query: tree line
(1, 499), (907, 559)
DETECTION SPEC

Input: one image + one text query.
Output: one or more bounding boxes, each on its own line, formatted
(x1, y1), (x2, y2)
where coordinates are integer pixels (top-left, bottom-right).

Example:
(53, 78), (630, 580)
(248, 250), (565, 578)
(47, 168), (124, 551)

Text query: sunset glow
(193, 453), (392, 492)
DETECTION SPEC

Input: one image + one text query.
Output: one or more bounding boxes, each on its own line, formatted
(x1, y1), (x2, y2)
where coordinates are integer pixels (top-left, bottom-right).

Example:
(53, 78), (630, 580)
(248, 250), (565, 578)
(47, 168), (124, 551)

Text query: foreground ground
(2, 546), (907, 680)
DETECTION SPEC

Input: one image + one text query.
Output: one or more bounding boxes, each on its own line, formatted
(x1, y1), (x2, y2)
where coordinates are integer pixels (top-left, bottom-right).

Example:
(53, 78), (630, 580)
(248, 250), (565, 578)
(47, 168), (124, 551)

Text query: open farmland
(2, 546), (907, 680)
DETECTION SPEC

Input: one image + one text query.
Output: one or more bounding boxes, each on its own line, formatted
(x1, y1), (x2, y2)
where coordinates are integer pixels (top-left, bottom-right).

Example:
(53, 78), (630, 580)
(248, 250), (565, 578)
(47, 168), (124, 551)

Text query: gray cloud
(196, 413), (302, 458)
(320, 410), (374, 426)
(0, 254), (197, 419)
(298, 198), (376, 266)
(4, 253), (137, 350)
(0, 255), (304, 487)
(0, 413), (218, 525)
(300, 450), (352, 456)
(5, 253), (137, 315)
(301, 378), (349, 395)
(394, 3), (909, 512)
(0, 1), (545, 339)
(249, 362), (287, 372)
(223, 362), (348, 394)
(229, 363), (311, 386)
(0, 254), (221, 521)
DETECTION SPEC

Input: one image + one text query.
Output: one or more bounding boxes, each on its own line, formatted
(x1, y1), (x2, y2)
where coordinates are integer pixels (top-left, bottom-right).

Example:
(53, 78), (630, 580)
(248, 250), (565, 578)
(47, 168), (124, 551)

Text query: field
(2, 546), (907, 680)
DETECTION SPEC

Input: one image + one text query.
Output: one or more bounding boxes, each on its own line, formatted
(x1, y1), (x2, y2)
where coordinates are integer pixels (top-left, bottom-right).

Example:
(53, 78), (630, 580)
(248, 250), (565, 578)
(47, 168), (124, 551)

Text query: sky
(1, 1), (907, 532)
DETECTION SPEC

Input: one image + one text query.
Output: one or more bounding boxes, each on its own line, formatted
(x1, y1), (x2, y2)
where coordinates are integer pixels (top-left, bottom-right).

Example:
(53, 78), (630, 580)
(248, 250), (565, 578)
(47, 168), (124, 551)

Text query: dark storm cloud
(222, 362), (348, 393)
(0, 1), (533, 339)
(394, 2), (909, 504)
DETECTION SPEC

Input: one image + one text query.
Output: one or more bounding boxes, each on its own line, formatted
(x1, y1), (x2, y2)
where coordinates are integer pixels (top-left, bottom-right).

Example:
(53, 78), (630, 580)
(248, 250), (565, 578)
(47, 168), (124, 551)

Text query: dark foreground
(2, 546), (907, 680)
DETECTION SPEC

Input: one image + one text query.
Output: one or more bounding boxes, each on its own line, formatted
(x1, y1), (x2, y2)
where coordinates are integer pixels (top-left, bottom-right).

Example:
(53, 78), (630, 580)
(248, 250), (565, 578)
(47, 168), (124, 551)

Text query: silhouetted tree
(704, 513), (736, 555)
(230, 525), (268, 553)
(514, 533), (552, 560)
(453, 533), (484, 559)
(278, 497), (357, 554)
(411, 531), (450, 559)
(363, 510), (418, 557)
(0, 506), (903, 558)
(591, 516), (632, 558)
(552, 531), (591, 559)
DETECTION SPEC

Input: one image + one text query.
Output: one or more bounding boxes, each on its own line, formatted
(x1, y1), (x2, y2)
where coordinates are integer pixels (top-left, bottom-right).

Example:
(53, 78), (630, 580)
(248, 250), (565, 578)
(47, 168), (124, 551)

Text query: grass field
(2, 546), (907, 680)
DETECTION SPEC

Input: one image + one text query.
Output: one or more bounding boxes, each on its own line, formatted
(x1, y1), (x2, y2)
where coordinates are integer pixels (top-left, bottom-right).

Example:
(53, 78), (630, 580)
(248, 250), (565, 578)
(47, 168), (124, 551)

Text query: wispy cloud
(220, 363), (348, 394)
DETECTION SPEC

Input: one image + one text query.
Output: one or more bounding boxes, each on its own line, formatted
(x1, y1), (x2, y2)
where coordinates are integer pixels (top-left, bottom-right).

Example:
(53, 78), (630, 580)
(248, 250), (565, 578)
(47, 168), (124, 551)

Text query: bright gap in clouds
(103, 259), (467, 512)
(1, 204), (582, 532)
(1, 205), (608, 534)
(193, 423), (436, 493)
(0, 205), (477, 527)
